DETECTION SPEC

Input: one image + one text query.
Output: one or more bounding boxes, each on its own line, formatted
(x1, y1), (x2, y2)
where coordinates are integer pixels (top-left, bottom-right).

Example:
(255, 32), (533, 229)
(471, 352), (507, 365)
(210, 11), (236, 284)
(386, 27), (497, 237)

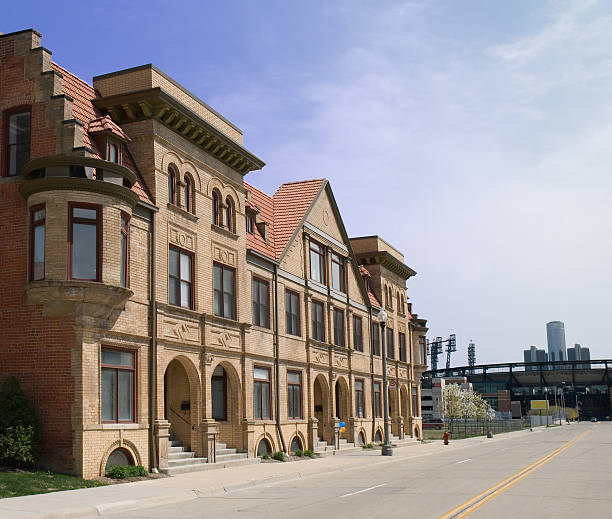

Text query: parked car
(590, 417), (598, 422)
(423, 418), (445, 430)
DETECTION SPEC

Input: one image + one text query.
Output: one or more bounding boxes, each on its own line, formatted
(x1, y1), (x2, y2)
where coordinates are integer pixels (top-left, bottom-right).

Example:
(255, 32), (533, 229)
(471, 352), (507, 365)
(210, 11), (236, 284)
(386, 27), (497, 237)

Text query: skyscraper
(546, 321), (567, 362)
(568, 344), (590, 369)
(523, 346), (548, 371)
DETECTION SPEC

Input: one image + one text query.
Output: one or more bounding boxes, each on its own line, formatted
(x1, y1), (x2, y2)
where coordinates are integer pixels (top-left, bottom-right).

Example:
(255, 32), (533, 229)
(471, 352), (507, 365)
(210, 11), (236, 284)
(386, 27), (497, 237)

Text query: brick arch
(288, 431), (306, 452)
(313, 373), (330, 441)
(161, 151), (183, 175)
(356, 428), (367, 446)
(181, 161), (201, 192)
(400, 384), (409, 419)
(222, 184), (242, 213)
(255, 433), (275, 457)
(374, 426), (384, 443)
(334, 375), (350, 422)
(98, 439), (142, 476)
(206, 177), (224, 198)
(209, 359), (242, 421)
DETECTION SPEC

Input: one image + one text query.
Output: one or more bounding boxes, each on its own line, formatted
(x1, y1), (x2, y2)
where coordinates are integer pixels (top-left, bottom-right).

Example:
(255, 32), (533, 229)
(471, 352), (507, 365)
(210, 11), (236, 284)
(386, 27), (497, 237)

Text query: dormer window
(107, 142), (120, 164)
(246, 213), (255, 234)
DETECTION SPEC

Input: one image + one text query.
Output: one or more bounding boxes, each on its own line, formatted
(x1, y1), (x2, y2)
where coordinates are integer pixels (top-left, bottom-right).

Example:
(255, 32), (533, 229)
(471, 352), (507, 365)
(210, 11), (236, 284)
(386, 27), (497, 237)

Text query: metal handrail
(168, 407), (194, 429)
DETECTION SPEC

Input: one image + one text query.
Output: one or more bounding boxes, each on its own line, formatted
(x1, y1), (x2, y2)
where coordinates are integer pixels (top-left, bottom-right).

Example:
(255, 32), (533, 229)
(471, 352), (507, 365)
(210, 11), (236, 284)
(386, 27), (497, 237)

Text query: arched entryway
(164, 359), (194, 450)
(335, 377), (350, 439)
(313, 374), (330, 441)
(389, 384), (399, 436)
(210, 362), (241, 450)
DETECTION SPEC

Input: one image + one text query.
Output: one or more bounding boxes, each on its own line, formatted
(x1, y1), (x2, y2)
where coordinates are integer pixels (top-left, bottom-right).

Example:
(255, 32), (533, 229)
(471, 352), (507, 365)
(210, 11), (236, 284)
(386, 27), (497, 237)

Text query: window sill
(102, 423), (140, 430)
(167, 202), (198, 222)
(211, 223), (238, 240)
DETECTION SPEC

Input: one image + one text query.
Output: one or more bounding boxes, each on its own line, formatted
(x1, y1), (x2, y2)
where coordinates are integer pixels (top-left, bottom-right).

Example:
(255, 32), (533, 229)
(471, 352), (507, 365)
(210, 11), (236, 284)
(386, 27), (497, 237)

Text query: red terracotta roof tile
(88, 115), (131, 141)
(368, 289), (381, 307)
(272, 179), (326, 259)
(244, 182), (275, 259)
(51, 62), (152, 205)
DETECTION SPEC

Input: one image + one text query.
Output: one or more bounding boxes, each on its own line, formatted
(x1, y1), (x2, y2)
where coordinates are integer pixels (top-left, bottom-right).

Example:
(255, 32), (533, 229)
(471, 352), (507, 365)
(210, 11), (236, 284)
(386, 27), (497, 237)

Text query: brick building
(0, 29), (428, 477)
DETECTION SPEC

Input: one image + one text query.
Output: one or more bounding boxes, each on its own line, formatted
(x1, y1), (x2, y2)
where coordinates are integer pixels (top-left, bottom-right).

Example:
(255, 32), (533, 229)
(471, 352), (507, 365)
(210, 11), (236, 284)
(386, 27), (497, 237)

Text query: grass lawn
(0, 470), (105, 499)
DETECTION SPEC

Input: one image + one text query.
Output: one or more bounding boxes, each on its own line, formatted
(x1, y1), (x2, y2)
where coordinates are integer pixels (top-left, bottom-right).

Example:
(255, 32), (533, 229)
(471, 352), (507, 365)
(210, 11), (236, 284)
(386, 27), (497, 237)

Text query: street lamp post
(378, 309), (393, 456)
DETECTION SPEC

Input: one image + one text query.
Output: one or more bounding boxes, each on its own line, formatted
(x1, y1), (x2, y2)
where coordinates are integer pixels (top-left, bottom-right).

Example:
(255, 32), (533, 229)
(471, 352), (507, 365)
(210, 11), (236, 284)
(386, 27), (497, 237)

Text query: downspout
(149, 209), (158, 469)
(273, 264), (287, 453)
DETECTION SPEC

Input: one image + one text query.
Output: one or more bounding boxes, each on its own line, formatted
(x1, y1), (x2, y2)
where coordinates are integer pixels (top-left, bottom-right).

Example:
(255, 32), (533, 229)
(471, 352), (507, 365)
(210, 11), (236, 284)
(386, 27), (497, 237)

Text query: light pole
(378, 309), (393, 456)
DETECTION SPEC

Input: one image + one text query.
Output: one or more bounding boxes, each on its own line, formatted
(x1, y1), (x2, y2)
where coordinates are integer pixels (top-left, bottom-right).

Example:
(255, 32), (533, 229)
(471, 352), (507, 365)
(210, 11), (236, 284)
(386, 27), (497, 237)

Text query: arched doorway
(334, 378), (350, 421)
(210, 362), (241, 450)
(313, 374), (329, 441)
(164, 359), (193, 449)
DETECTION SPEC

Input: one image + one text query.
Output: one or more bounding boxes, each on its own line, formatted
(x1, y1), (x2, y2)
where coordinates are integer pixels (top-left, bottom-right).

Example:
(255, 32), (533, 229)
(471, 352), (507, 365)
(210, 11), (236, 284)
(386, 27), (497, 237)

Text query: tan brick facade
(0, 29), (428, 478)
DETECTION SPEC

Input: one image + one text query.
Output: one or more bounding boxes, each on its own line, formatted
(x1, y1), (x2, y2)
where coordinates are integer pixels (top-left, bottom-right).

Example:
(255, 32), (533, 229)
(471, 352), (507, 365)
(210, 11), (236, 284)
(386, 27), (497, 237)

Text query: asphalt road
(100, 422), (609, 519)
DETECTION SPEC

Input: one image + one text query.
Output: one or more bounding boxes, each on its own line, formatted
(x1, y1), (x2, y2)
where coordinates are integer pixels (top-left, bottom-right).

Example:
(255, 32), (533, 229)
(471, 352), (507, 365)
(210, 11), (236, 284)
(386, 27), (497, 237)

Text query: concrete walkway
(0, 430), (538, 519)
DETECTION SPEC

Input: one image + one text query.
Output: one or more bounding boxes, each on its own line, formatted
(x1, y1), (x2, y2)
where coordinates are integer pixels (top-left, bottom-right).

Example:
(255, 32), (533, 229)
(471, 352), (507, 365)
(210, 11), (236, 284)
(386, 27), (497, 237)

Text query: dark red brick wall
(0, 33), (76, 474)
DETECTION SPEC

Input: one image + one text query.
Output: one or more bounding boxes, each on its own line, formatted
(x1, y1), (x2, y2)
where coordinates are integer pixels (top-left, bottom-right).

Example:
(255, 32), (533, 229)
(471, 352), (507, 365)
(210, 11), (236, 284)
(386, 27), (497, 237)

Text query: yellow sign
(531, 400), (548, 410)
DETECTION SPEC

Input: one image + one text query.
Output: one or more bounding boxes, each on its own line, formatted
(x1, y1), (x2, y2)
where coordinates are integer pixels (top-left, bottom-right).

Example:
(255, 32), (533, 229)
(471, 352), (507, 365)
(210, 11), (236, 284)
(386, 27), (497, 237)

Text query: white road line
(339, 483), (387, 498)
(455, 458), (472, 464)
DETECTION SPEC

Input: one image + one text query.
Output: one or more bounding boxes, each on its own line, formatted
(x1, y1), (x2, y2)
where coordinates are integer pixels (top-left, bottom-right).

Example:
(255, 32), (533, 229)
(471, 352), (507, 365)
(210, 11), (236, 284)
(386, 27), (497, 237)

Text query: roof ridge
(274, 178), (326, 193)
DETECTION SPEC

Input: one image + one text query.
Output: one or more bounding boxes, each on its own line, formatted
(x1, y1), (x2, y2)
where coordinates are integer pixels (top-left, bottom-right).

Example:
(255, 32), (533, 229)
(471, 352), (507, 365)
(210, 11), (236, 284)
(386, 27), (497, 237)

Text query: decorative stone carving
(204, 353), (214, 365)
(211, 329), (240, 349)
(398, 322), (406, 334)
(334, 355), (347, 368)
(212, 243), (236, 267)
(312, 350), (328, 365)
(169, 226), (195, 251)
(398, 367), (407, 378)
(163, 319), (199, 343)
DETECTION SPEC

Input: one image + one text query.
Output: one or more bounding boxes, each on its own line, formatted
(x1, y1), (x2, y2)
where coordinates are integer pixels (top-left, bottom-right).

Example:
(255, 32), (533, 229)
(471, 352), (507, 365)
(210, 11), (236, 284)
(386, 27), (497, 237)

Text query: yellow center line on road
(436, 427), (594, 519)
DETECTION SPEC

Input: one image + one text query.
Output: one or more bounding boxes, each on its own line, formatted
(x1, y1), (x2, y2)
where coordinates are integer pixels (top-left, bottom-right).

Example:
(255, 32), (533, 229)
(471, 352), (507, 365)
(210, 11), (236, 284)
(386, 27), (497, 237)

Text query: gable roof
(244, 182), (276, 260)
(50, 62), (153, 205)
(272, 179), (326, 259)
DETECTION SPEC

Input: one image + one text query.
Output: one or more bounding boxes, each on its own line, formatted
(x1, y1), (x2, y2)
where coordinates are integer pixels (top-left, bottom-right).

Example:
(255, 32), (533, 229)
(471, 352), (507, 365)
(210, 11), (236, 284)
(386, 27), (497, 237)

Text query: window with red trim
(254, 367), (271, 419)
(355, 379), (365, 418)
(309, 240), (326, 283)
(169, 245), (193, 309)
(212, 191), (220, 225)
(69, 203), (101, 281)
(108, 142), (119, 163)
(213, 263), (236, 319)
(225, 196), (234, 232)
(287, 371), (302, 419)
(168, 167), (177, 205)
(30, 204), (45, 281)
(101, 348), (135, 423)
(184, 175), (193, 213)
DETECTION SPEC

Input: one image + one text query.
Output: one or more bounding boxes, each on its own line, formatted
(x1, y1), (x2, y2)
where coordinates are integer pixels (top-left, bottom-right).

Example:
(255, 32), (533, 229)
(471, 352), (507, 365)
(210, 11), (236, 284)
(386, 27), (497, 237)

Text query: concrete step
(168, 451), (195, 460)
(215, 452), (248, 463)
(215, 448), (238, 456)
(168, 445), (189, 454)
(161, 456), (260, 476)
(169, 440), (183, 447)
(167, 457), (207, 467)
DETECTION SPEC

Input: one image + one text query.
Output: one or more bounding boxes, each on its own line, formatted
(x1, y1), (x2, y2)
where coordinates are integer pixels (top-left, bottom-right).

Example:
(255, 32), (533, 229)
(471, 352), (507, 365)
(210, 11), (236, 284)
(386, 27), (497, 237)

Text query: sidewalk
(0, 429), (538, 519)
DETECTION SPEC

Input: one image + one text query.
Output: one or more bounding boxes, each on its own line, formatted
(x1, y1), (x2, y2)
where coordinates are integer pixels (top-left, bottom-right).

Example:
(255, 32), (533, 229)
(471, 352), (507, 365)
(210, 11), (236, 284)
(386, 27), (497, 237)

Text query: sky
(5, 0), (612, 365)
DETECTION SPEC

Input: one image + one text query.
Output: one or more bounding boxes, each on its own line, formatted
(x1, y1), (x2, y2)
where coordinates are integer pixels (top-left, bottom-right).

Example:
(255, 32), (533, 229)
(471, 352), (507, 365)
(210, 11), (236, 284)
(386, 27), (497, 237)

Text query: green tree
(0, 376), (41, 467)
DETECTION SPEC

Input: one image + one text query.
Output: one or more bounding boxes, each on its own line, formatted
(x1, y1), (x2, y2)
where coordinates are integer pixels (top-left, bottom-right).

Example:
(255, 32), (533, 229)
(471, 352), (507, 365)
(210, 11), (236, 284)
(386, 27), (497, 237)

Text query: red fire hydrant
(443, 431), (450, 445)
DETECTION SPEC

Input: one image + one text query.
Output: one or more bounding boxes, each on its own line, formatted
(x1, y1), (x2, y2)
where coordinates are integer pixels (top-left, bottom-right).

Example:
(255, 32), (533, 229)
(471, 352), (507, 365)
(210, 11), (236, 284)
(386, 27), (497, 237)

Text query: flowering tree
(443, 385), (495, 432)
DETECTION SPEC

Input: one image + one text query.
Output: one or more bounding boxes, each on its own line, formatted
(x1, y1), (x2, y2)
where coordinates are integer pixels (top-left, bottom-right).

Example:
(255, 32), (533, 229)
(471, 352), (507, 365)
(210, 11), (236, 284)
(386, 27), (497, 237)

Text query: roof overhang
(93, 87), (265, 175)
(358, 251), (417, 280)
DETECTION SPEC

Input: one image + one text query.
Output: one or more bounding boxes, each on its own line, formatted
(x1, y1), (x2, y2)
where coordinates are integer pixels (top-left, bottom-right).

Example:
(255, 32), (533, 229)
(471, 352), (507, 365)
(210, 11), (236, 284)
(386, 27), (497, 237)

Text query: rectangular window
(254, 367), (271, 420)
(252, 277), (269, 328)
(246, 214), (255, 234)
(333, 308), (345, 347)
(287, 371), (302, 419)
(169, 246), (193, 309)
(214, 263), (236, 319)
(412, 387), (419, 417)
(311, 300), (325, 342)
(372, 322), (380, 356)
(120, 213), (129, 288)
(101, 348), (135, 423)
(69, 203), (101, 281)
(386, 328), (394, 359)
(399, 332), (407, 362)
(373, 382), (382, 418)
(355, 379), (364, 418)
(285, 290), (300, 336)
(5, 109), (30, 176)
(30, 205), (45, 281)
(108, 142), (119, 163)
(353, 315), (363, 352)
(309, 240), (326, 284)
(331, 252), (345, 292)
(419, 336), (426, 364)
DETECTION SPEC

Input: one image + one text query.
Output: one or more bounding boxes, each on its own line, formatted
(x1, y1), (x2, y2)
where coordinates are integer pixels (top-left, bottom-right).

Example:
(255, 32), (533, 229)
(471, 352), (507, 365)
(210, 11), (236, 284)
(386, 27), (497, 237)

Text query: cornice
(93, 87), (265, 175)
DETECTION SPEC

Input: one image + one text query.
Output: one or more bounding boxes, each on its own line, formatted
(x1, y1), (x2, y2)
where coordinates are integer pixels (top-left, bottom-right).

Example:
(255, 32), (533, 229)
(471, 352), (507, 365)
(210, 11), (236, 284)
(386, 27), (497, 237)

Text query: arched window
(183, 175), (193, 213)
(168, 166), (177, 205)
(290, 436), (303, 453)
(225, 196), (234, 233)
(396, 292), (401, 313)
(256, 438), (272, 457)
(212, 191), (220, 226)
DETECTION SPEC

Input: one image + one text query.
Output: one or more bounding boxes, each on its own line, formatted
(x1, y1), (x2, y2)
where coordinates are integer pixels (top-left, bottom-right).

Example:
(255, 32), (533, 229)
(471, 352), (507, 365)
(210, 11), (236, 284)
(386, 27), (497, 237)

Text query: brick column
(308, 417), (319, 450)
(241, 419), (256, 458)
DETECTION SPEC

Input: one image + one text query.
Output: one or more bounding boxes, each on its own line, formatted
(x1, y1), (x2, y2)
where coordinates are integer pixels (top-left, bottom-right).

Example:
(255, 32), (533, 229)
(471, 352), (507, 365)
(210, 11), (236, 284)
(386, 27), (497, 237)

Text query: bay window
(69, 203), (101, 281)
(30, 204), (45, 281)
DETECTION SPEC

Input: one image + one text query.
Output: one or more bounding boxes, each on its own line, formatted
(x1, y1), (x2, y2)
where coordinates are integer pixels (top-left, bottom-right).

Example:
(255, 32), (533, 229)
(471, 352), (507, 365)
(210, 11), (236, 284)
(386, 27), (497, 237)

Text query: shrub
(361, 443), (374, 449)
(272, 451), (285, 462)
(303, 449), (314, 458)
(262, 453), (270, 460)
(0, 376), (41, 467)
(107, 465), (147, 479)
(294, 449), (303, 457)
